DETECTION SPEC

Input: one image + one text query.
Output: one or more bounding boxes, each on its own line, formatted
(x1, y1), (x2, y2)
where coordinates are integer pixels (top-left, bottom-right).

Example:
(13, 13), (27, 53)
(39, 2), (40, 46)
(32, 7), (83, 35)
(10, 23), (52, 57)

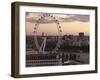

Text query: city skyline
(26, 13), (90, 36)
(26, 32), (89, 36)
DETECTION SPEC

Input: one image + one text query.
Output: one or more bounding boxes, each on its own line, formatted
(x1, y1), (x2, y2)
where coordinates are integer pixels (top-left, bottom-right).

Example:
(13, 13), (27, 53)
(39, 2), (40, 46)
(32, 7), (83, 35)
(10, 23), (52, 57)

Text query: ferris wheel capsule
(60, 30), (62, 32)
(59, 26), (61, 28)
(38, 18), (40, 20)
(48, 14), (50, 16)
(35, 24), (37, 26)
(33, 31), (36, 33)
(42, 14), (44, 16)
(57, 22), (59, 24)
(34, 27), (37, 30)
(50, 15), (53, 17)
(55, 20), (58, 22)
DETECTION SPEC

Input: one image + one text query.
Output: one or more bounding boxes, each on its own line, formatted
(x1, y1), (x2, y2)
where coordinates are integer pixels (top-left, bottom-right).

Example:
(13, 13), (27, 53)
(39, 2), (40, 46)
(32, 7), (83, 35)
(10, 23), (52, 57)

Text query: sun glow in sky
(26, 13), (89, 36)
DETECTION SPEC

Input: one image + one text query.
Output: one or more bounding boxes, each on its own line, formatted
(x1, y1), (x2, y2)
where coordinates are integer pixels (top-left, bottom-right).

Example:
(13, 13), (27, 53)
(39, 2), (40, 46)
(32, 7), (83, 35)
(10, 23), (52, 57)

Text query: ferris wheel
(33, 13), (62, 54)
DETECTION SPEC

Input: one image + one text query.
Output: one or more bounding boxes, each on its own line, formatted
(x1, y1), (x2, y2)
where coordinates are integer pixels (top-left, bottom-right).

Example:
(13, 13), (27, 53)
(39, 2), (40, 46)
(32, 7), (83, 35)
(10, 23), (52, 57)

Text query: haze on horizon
(26, 12), (90, 36)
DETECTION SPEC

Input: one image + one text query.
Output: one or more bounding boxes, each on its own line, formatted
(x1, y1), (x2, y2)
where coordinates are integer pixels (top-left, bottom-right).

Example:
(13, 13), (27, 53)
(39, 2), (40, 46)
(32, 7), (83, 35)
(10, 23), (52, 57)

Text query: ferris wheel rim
(33, 14), (62, 53)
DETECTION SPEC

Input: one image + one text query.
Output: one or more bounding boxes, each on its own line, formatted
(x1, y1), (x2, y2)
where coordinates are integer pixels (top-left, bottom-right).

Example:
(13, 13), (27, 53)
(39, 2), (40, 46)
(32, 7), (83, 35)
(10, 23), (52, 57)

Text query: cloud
(71, 15), (89, 22)
(59, 15), (89, 22)
(26, 13), (89, 24)
(26, 17), (56, 24)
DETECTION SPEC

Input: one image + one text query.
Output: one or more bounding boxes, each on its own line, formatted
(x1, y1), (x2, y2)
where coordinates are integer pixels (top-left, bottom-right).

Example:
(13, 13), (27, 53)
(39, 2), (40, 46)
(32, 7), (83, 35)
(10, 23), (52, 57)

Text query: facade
(26, 53), (60, 67)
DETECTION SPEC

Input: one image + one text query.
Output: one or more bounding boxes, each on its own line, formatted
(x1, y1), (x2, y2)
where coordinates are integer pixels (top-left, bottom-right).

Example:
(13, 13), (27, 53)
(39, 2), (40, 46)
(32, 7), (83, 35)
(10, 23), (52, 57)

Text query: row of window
(26, 55), (57, 60)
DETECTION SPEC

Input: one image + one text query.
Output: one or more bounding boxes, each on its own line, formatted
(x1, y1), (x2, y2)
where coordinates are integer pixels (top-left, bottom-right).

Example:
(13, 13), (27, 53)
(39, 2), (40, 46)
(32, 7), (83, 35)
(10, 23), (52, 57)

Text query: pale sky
(26, 12), (89, 36)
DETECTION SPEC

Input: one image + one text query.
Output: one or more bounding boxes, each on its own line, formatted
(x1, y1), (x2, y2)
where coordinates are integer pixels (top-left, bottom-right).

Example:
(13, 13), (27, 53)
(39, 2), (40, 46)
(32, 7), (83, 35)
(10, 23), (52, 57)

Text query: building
(79, 32), (84, 38)
(26, 53), (61, 67)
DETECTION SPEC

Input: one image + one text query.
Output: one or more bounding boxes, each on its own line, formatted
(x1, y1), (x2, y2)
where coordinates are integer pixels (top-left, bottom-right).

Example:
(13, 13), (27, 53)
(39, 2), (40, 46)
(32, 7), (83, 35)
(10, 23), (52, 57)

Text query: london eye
(33, 13), (62, 54)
